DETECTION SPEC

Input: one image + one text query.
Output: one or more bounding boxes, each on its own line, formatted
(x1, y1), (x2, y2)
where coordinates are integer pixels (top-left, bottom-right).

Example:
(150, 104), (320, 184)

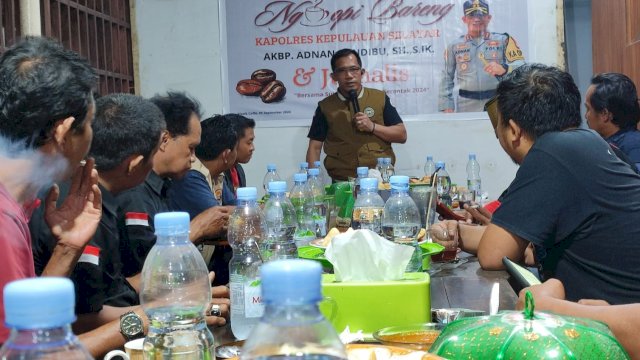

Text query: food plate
(309, 238), (328, 249)
(346, 344), (444, 360)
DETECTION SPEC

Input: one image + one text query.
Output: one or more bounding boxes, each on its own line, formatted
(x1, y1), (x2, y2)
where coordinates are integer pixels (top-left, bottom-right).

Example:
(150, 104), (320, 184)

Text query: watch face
(122, 313), (143, 336)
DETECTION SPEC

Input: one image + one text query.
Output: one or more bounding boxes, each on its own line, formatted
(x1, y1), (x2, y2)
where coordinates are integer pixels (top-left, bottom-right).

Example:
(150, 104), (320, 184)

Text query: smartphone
(502, 256), (541, 294)
(436, 202), (465, 221)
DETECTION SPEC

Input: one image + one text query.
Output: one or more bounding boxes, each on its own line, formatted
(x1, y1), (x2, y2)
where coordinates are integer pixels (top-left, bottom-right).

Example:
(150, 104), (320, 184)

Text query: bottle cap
(389, 175), (410, 191)
(384, 158), (392, 164)
(267, 163), (277, 171)
(268, 181), (287, 193)
(293, 173), (307, 183)
(356, 166), (369, 177)
(377, 157), (384, 164)
(261, 259), (322, 305)
(359, 177), (378, 190)
(237, 187), (258, 201)
(469, 153), (476, 160)
(313, 161), (321, 167)
(155, 212), (190, 236)
(4, 277), (76, 329)
(435, 161), (446, 170)
(426, 155), (433, 161)
(308, 168), (320, 176)
(299, 162), (309, 169)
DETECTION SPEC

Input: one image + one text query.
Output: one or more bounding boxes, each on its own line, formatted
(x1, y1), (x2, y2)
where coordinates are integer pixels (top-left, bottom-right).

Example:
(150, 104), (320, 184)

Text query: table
(214, 252), (518, 346)
(430, 252), (517, 313)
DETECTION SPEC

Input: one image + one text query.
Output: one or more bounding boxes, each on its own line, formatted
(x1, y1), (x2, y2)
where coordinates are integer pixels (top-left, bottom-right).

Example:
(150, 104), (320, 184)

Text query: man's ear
(508, 119), (523, 145)
(222, 149), (231, 164)
(330, 72), (337, 82)
(52, 117), (76, 147)
(601, 109), (613, 123)
(127, 154), (145, 175)
(158, 131), (170, 151)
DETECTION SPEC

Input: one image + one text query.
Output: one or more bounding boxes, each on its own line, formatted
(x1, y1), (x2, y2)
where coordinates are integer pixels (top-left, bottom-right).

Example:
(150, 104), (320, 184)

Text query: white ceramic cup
(104, 338), (144, 360)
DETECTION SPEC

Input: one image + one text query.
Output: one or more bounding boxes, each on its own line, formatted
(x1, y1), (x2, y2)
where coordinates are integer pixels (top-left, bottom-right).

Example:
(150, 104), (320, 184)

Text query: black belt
(459, 89), (496, 100)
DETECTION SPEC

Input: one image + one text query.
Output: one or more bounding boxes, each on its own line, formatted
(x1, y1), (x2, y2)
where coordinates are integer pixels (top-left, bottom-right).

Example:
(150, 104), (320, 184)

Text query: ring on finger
(208, 304), (222, 317)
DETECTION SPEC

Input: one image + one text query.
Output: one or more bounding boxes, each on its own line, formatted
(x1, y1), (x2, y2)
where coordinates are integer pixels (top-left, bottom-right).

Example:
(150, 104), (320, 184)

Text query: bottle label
(352, 208), (383, 222)
(230, 276), (264, 318)
(244, 280), (264, 318)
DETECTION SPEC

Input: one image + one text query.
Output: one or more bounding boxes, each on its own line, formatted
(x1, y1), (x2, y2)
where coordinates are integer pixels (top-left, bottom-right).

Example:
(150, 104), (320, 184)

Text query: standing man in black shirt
(477, 64), (640, 304)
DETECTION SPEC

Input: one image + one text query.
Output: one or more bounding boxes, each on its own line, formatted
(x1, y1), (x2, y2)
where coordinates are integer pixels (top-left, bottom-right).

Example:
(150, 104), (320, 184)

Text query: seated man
(477, 63), (640, 304)
(30, 93), (166, 332)
(169, 114), (239, 284)
(518, 279), (640, 359)
(222, 114), (256, 205)
(0, 35), (101, 345)
(116, 93), (231, 278)
(585, 72), (640, 171)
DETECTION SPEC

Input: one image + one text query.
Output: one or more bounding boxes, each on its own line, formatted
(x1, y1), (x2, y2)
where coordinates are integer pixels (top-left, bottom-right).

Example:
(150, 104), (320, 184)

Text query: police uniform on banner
(438, 0), (525, 112)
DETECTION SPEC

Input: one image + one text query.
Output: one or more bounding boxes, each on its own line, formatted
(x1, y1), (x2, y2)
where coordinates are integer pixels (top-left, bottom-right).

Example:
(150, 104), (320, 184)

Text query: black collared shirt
(30, 183), (139, 314)
(116, 171), (171, 276)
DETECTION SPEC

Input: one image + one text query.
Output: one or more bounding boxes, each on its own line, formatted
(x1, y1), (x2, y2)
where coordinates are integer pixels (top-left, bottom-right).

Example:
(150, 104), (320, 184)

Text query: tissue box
(320, 272), (431, 334)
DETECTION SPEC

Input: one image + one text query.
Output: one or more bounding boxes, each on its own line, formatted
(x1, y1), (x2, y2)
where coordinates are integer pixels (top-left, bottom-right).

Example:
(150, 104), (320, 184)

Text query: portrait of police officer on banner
(439, 0), (525, 113)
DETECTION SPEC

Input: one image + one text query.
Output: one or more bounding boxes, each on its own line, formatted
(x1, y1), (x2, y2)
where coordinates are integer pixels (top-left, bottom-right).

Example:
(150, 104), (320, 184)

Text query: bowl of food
(373, 323), (445, 351)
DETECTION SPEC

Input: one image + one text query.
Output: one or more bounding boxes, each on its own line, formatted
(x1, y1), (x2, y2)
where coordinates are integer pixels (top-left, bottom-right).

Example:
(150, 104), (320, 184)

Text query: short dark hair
(496, 63), (582, 140)
(590, 73), (640, 129)
(89, 93), (166, 171)
(0, 36), (97, 149)
(195, 115), (238, 161)
(229, 114), (255, 138)
(330, 49), (362, 72)
(150, 92), (201, 136)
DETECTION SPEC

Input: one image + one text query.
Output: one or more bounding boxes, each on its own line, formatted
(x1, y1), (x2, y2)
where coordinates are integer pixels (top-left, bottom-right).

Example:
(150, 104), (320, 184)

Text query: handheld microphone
(348, 89), (360, 113)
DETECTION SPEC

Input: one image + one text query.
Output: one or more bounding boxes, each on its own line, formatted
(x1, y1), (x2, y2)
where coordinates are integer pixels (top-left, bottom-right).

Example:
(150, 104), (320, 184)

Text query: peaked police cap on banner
(464, 0), (490, 16)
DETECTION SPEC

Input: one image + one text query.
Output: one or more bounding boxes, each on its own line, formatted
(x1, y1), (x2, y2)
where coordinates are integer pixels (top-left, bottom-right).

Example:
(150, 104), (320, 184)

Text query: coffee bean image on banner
(236, 79), (263, 96)
(251, 69), (276, 84)
(260, 80), (286, 103)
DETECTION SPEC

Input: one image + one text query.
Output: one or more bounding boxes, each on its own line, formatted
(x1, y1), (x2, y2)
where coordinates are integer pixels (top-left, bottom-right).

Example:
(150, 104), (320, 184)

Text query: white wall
(133, 0), (562, 198)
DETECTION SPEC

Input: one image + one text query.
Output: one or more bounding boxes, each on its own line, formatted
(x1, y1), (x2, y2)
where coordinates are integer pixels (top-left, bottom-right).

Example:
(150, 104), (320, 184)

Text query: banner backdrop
(220, 0), (529, 123)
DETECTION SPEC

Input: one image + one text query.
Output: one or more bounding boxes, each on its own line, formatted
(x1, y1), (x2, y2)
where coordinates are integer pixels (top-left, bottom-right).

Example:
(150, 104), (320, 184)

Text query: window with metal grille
(0, 0), (21, 54)
(41, 0), (134, 95)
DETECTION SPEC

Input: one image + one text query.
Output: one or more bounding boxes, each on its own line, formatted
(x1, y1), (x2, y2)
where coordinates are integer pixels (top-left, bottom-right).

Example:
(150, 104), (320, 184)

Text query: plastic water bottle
(352, 178), (385, 234)
(382, 175), (422, 272)
(424, 155), (436, 178)
(263, 181), (298, 261)
(307, 168), (327, 237)
(353, 166), (369, 198)
(435, 161), (452, 207)
(313, 160), (331, 187)
(466, 153), (482, 201)
(140, 212), (213, 359)
(376, 158), (385, 180)
(289, 173), (315, 236)
(228, 187), (266, 340)
(262, 163), (281, 192)
(0, 277), (93, 359)
(241, 260), (347, 360)
(384, 158), (395, 180)
(299, 161), (309, 175)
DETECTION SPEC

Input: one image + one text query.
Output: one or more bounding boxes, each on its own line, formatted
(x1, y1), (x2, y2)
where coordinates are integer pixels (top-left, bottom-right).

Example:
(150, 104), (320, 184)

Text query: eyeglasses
(333, 66), (362, 76)
(484, 96), (499, 132)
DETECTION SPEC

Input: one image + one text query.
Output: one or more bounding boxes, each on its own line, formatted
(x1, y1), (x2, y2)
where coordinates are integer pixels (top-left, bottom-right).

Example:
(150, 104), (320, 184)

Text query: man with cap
(439, 0), (525, 113)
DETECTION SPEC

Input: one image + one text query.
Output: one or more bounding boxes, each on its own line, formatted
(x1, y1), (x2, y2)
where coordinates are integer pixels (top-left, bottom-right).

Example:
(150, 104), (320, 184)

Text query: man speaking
(305, 48), (407, 181)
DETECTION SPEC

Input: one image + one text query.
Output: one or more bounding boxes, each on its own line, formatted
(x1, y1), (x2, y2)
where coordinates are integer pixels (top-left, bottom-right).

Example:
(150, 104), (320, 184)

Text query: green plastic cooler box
(319, 272), (431, 335)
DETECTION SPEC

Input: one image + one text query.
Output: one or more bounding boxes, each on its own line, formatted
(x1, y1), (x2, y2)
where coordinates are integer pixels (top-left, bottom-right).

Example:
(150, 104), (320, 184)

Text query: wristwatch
(120, 311), (144, 341)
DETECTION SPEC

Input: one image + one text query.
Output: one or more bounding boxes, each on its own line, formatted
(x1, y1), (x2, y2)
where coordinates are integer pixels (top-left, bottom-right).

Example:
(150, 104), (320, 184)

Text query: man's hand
(429, 220), (458, 250)
(516, 279), (565, 310)
(484, 62), (507, 77)
(45, 157), (102, 249)
(206, 272), (230, 327)
(190, 206), (234, 243)
(464, 203), (492, 225)
(353, 112), (374, 133)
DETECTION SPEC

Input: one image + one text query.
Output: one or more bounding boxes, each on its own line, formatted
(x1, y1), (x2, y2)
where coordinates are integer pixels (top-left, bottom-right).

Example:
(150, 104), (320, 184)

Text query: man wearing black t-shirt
(478, 64), (640, 305)
(306, 48), (407, 181)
